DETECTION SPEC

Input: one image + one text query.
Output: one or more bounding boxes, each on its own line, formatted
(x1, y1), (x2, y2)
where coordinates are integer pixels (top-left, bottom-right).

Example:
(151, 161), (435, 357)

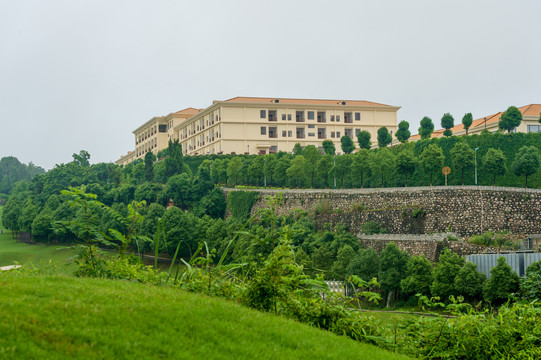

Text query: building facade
(116, 97), (400, 164)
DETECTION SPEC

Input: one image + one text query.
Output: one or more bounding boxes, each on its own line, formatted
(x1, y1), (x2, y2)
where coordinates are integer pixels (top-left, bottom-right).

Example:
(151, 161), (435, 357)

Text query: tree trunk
(386, 291), (394, 308)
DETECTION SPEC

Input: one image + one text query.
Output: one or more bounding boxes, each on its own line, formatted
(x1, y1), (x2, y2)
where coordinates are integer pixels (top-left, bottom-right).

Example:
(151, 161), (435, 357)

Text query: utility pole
(474, 148), (479, 185)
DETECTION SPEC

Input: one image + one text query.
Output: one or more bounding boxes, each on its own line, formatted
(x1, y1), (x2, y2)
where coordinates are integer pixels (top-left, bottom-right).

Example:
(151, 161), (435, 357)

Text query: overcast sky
(1, 0), (540, 169)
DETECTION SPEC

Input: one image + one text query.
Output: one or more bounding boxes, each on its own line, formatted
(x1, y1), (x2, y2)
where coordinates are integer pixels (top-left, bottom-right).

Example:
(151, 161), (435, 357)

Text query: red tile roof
(218, 96), (395, 107)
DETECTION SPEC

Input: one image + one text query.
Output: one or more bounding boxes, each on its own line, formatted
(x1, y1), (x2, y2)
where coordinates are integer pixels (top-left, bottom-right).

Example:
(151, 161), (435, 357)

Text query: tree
(303, 145), (322, 187)
(378, 242), (409, 307)
(273, 156), (291, 186)
(450, 142), (475, 185)
(356, 130), (372, 150)
(293, 143), (303, 156)
(333, 155), (352, 187)
(377, 127), (392, 148)
(350, 149), (371, 188)
(248, 156), (265, 186)
(164, 140), (183, 177)
(164, 173), (192, 209)
(441, 113), (454, 137)
(418, 116), (434, 140)
(483, 257), (520, 304)
(340, 136), (355, 154)
(454, 262), (486, 302)
(18, 198), (38, 232)
(521, 260), (541, 301)
(72, 150), (91, 167)
(511, 146), (540, 188)
(315, 155), (333, 188)
(498, 106), (522, 133)
(227, 157), (243, 186)
(419, 144), (444, 186)
(462, 113), (473, 135)
(263, 154), (277, 186)
(431, 249), (465, 302)
(144, 151), (155, 182)
(330, 244), (356, 280)
(322, 140), (336, 155)
(395, 121), (411, 143)
(483, 148), (507, 185)
(370, 149), (395, 187)
(210, 158), (229, 185)
(400, 255), (433, 297)
(286, 155), (306, 187)
(346, 248), (379, 282)
(396, 150), (416, 186)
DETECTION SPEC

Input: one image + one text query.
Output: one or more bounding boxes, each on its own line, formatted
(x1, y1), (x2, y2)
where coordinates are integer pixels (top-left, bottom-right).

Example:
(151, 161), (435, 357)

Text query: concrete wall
(230, 186), (541, 237)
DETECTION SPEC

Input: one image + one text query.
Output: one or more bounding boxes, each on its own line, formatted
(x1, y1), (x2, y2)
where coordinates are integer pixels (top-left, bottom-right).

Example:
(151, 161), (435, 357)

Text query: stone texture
(224, 186), (541, 237)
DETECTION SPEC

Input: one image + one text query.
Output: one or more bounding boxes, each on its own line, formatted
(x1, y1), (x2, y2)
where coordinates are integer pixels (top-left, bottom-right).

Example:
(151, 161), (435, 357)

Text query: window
(330, 115), (335, 122)
(268, 110), (277, 121)
(528, 125), (541, 133)
(296, 127), (305, 139)
(269, 126), (278, 138)
(308, 111), (314, 120)
(282, 130), (287, 137)
(158, 124), (167, 132)
(288, 130), (292, 137)
(317, 111), (326, 123)
(344, 112), (352, 123)
(308, 124), (315, 129)
(287, 114), (292, 121)
(331, 131), (335, 138)
(355, 112), (361, 121)
(355, 129), (361, 136)
(345, 128), (353, 137)
(318, 128), (326, 139)
(270, 146), (278, 153)
(336, 115), (341, 122)
(296, 111), (305, 122)
(308, 132), (315, 137)
(282, 114), (286, 120)
(261, 126), (267, 135)
(260, 110), (267, 118)
(337, 131), (341, 138)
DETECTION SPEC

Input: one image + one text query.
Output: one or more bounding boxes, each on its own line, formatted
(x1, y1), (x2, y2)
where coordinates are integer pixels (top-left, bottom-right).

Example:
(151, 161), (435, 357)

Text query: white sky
(1, 0), (540, 169)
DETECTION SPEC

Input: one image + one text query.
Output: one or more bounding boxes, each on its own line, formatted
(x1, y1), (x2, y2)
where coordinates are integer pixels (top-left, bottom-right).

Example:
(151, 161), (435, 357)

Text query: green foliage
(454, 262), (486, 302)
(483, 148), (507, 185)
(378, 243), (409, 302)
(418, 116), (434, 140)
(330, 244), (356, 280)
(419, 143), (444, 186)
(395, 121), (410, 143)
(462, 113), (473, 134)
(377, 127), (392, 148)
(395, 150), (416, 186)
(226, 191), (259, 220)
(227, 156), (243, 185)
(164, 139), (184, 177)
(322, 140), (336, 155)
(370, 148), (395, 187)
(346, 248), (379, 282)
(286, 155), (306, 187)
(521, 260), (541, 301)
(72, 150), (91, 167)
(400, 255), (433, 296)
(356, 130), (372, 150)
(450, 141), (475, 185)
(361, 221), (387, 235)
(440, 113), (454, 137)
(499, 105), (523, 133)
(483, 256), (520, 304)
(0, 156), (45, 195)
(293, 143), (303, 156)
(431, 249), (465, 301)
(340, 135), (355, 154)
(350, 150), (371, 188)
(303, 145), (322, 187)
(511, 145), (540, 187)
(144, 151), (155, 181)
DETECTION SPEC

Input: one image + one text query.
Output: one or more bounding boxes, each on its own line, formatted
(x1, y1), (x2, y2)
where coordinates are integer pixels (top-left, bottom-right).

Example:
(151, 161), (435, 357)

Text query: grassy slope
(0, 274), (409, 360)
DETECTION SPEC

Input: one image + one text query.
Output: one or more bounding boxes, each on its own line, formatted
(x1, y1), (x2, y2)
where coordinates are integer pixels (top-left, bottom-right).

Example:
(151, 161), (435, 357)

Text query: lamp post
(390, 130), (393, 148)
(474, 147), (479, 185)
(484, 117), (487, 131)
(264, 156), (267, 189)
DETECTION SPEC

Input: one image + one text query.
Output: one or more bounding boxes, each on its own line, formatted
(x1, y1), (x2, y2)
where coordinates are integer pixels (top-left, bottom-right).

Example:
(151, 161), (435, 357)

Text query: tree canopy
(441, 113), (454, 137)
(499, 106), (522, 133)
(395, 121), (411, 143)
(418, 117), (434, 140)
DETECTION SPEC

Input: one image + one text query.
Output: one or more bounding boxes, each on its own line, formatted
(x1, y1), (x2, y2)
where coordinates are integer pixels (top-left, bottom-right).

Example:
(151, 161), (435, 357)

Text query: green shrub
(361, 221), (387, 235)
(226, 191), (259, 219)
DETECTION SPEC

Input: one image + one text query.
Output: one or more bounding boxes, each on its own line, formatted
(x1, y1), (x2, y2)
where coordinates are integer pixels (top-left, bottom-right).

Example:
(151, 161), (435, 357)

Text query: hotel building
(116, 96), (400, 165)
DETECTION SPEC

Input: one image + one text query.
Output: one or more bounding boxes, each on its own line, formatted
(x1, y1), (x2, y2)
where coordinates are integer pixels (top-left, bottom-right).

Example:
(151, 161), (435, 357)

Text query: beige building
(410, 104), (541, 140)
(116, 96), (400, 163)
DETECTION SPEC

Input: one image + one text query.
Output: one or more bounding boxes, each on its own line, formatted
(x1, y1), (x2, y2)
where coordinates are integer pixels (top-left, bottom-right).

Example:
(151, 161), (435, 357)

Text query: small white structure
(0, 265), (21, 271)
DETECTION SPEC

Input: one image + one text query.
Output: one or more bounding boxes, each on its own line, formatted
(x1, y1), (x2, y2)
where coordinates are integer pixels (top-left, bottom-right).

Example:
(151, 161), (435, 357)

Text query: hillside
(0, 273), (409, 359)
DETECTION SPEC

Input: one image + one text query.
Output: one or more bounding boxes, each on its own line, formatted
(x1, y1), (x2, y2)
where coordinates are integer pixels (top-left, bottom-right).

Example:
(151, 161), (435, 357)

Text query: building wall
(177, 102), (399, 156)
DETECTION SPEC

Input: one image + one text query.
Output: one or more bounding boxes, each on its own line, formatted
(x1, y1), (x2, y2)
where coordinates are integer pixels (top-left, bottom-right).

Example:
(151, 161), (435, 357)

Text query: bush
(483, 257), (520, 304)
(361, 221), (387, 235)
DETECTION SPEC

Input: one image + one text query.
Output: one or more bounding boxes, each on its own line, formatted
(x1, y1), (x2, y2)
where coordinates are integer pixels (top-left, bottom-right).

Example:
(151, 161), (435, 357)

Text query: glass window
(282, 114), (286, 120)
(355, 112), (361, 121)
(282, 130), (287, 137)
(528, 125), (541, 133)
(337, 131), (341, 138)
(288, 130), (292, 137)
(261, 126), (266, 135)
(287, 114), (292, 121)
(260, 110), (266, 118)
(331, 131), (335, 138)
(308, 124), (315, 128)
(330, 115), (335, 122)
(308, 111), (314, 120)
(336, 115), (341, 122)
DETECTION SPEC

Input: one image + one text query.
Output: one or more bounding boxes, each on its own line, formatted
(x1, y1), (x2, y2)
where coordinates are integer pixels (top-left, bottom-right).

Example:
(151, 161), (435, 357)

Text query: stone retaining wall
(224, 186), (541, 237)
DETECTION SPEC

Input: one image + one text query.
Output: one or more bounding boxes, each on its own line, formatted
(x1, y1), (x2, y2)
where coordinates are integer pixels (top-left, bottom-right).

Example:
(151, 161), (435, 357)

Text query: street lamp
(390, 130), (393, 148)
(474, 148), (479, 185)
(484, 117), (487, 131)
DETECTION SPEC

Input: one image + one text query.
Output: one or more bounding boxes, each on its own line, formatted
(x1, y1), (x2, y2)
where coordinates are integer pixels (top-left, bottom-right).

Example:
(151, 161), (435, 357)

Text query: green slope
(0, 274), (409, 359)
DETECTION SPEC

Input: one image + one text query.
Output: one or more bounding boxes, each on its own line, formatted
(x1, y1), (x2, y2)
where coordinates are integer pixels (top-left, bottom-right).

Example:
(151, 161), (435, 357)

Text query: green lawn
(0, 274), (410, 359)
